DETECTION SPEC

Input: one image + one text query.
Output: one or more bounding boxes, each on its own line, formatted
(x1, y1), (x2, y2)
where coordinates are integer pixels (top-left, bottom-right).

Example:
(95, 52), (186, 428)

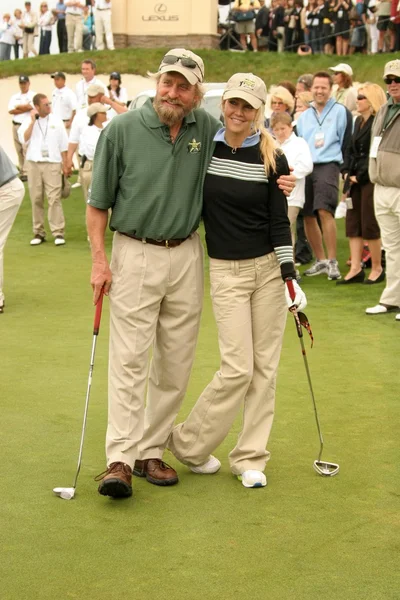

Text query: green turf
(0, 184), (399, 600)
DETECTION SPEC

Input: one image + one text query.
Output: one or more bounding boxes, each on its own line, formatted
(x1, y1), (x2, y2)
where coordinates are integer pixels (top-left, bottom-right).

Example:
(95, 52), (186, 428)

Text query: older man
(366, 60), (400, 321)
(89, 49), (295, 499)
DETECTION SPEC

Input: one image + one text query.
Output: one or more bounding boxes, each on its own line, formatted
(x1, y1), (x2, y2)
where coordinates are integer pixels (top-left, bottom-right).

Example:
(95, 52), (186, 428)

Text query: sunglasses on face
(384, 76), (400, 85)
(357, 95), (367, 100)
(161, 55), (204, 79)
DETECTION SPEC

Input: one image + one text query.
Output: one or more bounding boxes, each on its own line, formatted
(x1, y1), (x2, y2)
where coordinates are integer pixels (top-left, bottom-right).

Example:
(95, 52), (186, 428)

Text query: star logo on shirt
(188, 138), (201, 153)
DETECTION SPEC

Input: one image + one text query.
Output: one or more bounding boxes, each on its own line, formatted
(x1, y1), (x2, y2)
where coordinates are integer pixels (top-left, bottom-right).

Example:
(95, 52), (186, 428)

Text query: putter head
(313, 460), (340, 477)
(53, 486), (76, 500)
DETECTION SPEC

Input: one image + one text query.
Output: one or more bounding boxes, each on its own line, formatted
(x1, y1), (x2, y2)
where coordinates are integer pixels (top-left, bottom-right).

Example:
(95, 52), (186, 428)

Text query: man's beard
(153, 95), (193, 126)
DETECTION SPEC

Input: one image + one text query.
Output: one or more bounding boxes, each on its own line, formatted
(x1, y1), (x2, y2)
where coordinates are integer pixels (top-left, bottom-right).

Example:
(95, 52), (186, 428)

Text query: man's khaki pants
(79, 161), (92, 202)
(106, 232), (204, 468)
(94, 8), (114, 50)
(0, 177), (25, 306)
(168, 253), (287, 475)
(374, 184), (400, 307)
(66, 13), (83, 53)
(12, 123), (26, 176)
(27, 161), (65, 238)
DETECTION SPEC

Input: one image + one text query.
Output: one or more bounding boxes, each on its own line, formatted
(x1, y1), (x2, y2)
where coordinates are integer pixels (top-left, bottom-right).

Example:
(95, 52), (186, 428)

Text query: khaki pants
(0, 177), (25, 306)
(12, 123), (26, 176)
(66, 13), (83, 53)
(374, 184), (400, 307)
(168, 252), (287, 475)
(27, 161), (65, 238)
(94, 8), (114, 50)
(106, 231), (204, 468)
(288, 205), (300, 251)
(79, 160), (93, 202)
(23, 32), (35, 56)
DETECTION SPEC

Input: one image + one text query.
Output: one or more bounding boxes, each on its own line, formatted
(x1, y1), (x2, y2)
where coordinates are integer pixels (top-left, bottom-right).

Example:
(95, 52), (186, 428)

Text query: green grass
(0, 47), (397, 85)
(0, 183), (399, 599)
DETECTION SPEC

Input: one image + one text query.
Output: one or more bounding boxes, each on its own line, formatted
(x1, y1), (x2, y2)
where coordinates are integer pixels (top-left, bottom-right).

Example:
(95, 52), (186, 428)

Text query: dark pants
(13, 41), (20, 59)
(295, 211), (313, 265)
(57, 19), (67, 53)
(0, 42), (12, 61)
(39, 30), (52, 54)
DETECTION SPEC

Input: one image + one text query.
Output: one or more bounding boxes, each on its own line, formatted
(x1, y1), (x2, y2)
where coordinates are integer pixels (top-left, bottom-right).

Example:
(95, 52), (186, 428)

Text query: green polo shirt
(383, 96), (400, 129)
(88, 99), (220, 239)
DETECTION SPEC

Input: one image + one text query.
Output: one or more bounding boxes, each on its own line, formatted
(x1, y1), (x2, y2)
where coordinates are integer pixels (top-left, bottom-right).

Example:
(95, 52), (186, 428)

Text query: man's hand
(277, 171), (296, 197)
(91, 259), (112, 304)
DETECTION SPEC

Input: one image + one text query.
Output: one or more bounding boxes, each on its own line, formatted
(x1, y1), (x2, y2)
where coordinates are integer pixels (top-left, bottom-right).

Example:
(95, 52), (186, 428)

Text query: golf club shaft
(72, 293), (104, 489)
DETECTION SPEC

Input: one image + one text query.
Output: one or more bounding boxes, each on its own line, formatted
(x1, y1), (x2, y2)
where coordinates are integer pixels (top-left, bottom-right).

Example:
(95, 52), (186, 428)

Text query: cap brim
(159, 65), (200, 85)
(223, 89), (263, 110)
(384, 71), (400, 78)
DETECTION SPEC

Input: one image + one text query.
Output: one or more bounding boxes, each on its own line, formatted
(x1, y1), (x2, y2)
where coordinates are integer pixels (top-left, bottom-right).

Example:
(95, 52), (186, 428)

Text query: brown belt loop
(120, 232), (190, 248)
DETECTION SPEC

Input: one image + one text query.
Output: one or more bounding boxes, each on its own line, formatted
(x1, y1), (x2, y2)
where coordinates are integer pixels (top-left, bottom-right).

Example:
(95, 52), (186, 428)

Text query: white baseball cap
(158, 49), (204, 85)
(330, 63), (353, 77)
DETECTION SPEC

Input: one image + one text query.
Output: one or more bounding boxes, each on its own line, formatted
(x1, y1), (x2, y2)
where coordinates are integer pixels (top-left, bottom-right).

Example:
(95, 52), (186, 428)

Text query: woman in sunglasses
(169, 73), (306, 489)
(339, 83), (387, 285)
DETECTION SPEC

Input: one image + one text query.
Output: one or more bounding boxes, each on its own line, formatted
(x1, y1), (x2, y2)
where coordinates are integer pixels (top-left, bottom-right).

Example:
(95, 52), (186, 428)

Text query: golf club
(53, 291), (104, 499)
(287, 280), (340, 477)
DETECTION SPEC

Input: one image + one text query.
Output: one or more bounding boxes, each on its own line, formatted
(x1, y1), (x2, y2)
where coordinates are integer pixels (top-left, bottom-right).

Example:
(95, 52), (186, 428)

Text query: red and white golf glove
(285, 278), (307, 311)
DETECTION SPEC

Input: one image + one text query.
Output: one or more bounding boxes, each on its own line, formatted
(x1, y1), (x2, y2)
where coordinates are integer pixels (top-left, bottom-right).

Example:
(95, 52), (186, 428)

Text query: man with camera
(18, 94), (69, 247)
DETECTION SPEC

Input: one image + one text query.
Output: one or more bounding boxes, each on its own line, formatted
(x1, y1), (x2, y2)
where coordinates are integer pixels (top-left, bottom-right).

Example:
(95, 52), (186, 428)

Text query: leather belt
(12, 121), (22, 125)
(120, 232), (190, 248)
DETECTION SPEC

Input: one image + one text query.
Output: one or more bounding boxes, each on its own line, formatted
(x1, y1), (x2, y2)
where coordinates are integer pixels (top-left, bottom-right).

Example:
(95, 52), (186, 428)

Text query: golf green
(1, 185), (398, 599)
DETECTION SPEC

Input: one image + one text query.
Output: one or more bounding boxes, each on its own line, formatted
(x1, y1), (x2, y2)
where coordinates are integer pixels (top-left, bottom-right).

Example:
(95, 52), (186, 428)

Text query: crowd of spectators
(0, 0), (114, 60)
(219, 0), (400, 54)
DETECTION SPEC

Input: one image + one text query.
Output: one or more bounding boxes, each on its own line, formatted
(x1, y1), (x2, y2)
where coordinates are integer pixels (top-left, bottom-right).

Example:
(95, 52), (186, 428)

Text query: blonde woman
(294, 90), (313, 121)
(270, 84), (295, 115)
(330, 63), (358, 112)
(168, 73), (306, 489)
(339, 83), (387, 284)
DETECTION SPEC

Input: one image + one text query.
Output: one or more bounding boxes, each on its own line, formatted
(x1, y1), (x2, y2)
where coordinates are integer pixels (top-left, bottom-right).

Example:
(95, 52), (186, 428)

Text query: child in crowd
(271, 112), (313, 276)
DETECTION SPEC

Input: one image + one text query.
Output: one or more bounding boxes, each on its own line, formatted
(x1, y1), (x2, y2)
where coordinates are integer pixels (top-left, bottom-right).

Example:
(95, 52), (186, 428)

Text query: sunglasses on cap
(161, 55), (204, 79)
(357, 94), (367, 100)
(384, 76), (400, 85)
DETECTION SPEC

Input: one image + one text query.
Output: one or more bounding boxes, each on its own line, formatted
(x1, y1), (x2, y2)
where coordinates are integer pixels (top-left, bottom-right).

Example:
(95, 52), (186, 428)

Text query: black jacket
(343, 114), (374, 191)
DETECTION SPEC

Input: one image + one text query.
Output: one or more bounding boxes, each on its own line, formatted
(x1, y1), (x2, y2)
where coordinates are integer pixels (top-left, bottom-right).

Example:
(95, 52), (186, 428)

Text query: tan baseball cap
(87, 103), (107, 118)
(330, 63), (353, 77)
(87, 84), (104, 97)
(223, 73), (267, 109)
(158, 49), (204, 85)
(384, 60), (400, 79)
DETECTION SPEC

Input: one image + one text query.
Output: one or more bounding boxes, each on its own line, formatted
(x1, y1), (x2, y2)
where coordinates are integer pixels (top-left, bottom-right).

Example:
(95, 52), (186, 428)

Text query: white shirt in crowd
(18, 114), (69, 163)
(0, 20), (22, 45)
(8, 90), (36, 124)
(277, 132), (313, 208)
(22, 10), (37, 28)
(75, 78), (108, 110)
(52, 86), (78, 121)
(79, 124), (104, 160)
(95, 0), (112, 9)
(38, 10), (54, 31)
(69, 106), (110, 150)
(65, 2), (84, 16)
(109, 86), (128, 105)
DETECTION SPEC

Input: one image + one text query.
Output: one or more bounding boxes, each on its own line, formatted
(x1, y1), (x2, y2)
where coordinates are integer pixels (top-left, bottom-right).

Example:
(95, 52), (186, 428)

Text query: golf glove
(285, 279), (307, 311)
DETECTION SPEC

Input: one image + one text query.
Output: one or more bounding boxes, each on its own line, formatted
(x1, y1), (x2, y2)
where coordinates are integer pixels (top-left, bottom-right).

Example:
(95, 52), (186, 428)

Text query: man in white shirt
(8, 75), (36, 181)
(65, 0), (85, 53)
(18, 94), (69, 246)
(51, 72), (77, 133)
(75, 59), (108, 110)
(93, 0), (114, 50)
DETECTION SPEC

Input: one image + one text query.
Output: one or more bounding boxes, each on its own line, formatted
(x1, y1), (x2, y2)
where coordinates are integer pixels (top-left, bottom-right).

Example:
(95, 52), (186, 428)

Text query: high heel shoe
(364, 270), (385, 285)
(336, 270), (365, 285)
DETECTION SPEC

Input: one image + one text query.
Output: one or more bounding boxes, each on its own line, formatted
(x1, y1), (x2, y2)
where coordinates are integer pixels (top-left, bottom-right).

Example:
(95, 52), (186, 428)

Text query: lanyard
(312, 101), (337, 128)
(37, 117), (49, 140)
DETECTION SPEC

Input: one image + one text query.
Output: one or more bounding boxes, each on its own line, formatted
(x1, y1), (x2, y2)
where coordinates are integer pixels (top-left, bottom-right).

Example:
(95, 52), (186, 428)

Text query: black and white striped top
(203, 141), (295, 281)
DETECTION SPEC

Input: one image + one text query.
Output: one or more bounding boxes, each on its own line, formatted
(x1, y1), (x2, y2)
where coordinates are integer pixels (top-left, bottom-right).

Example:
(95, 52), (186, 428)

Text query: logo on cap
(239, 78), (256, 91)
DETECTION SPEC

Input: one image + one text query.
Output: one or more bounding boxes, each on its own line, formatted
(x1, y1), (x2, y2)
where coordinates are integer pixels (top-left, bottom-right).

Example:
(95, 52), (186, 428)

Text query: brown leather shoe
(95, 462), (132, 498)
(133, 458), (178, 486)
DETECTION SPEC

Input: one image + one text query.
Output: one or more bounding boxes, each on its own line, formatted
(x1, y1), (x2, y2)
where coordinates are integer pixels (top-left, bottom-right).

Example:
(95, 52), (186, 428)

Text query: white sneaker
(238, 470), (267, 488)
(54, 236), (65, 246)
(189, 455), (221, 474)
(71, 182), (81, 189)
(30, 235), (45, 246)
(365, 304), (399, 315)
(396, 313), (400, 321)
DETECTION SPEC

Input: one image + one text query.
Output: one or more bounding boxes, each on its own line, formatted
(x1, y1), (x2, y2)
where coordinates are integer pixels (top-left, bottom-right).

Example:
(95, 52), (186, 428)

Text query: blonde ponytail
(254, 106), (278, 176)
